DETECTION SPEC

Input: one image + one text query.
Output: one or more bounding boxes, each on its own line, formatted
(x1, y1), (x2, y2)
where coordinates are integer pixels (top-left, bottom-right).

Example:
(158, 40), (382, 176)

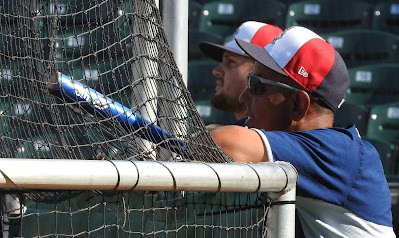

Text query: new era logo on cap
(265, 27), (334, 92)
(236, 26), (350, 112)
(199, 21), (282, 62)
(298, 66), (308, 77)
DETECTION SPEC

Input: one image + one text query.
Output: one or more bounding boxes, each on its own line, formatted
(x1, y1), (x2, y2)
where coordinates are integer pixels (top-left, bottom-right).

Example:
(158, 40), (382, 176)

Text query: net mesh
(3, 191), (270, 237)
(0, 0), (271, 237)
(0, 0), (231, 164)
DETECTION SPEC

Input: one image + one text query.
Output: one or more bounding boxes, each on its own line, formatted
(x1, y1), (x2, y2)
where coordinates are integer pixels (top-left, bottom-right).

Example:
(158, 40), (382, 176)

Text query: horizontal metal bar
(0, 159), (297, 193)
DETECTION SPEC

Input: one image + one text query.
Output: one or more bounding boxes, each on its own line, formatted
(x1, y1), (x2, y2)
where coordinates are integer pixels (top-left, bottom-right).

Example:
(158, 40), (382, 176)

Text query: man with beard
(199, 21), (282, 127)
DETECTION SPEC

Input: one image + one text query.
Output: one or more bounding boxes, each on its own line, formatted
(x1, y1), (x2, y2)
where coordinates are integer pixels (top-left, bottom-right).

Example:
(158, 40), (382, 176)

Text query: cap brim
(235, 38), (287, 76)
(199, 41), (247, 62)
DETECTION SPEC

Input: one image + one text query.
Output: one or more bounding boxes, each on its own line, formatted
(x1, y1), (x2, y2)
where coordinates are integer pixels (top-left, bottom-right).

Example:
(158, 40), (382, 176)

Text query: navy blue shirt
(254, 126), (394, 237)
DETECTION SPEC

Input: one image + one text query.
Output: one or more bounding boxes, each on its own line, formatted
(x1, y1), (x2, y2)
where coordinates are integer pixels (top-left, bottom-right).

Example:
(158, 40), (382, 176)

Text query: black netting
(0, 1), (273, 237)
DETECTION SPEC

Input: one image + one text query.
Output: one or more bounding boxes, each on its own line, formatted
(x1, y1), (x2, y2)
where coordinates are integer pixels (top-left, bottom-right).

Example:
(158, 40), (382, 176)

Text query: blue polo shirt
(253, 125), (395, 237)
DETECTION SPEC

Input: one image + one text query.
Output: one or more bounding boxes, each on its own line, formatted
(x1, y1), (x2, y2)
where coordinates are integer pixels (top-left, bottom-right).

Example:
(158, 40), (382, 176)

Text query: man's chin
(210, 95), (244, 113)
(210, 94), (229, 110)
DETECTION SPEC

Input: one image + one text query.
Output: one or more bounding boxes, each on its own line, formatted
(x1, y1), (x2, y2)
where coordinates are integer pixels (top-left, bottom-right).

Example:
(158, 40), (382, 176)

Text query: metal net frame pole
(0, 159), (297, 237)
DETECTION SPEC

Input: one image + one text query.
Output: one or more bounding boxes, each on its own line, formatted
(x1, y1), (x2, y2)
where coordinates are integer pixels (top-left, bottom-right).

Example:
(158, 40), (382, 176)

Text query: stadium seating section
(344, 63), (399, 106)
(285, 0), (373, 34)
(199, 0), (287, 37)
(1, 0), (399, 234)
(372, 1), (399, 35)
(321, 29), (399, 68)
(188, 0), (399, 233)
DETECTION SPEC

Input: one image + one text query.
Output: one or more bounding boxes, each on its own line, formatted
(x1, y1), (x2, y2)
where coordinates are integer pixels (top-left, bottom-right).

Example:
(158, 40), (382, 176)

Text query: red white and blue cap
(199, 21), (283, 62)
(236, 26), (350, 112)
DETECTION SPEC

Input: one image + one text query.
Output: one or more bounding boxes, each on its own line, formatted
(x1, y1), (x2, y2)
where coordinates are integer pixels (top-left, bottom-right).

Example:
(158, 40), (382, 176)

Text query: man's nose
(212, 64), (224, 78)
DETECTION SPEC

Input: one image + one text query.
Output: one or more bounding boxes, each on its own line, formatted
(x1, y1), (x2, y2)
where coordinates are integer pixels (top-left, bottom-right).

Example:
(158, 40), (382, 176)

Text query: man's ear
(290, 90), (310, 122)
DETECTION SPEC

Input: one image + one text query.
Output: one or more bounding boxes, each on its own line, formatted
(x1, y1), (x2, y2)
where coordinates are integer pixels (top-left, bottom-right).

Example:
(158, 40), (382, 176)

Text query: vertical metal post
(128, 1), (161, 160)
(267, 188), (296, 238)
(162, 0), (188, 86)
(160, 0), (189, 163)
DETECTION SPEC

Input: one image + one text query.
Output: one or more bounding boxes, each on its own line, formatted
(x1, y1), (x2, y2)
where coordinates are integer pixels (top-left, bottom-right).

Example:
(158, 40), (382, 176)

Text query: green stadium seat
(14, 135), (61, 159)
(194, 100), (236, 125)
(363, 103), (399, 236)
(19, 190), (149, 237)
(115, 0), (135, 28)
(321, 30), (399, 68)
(0, 59), (33, 91)
(12, 126), (97, 159)
(372, 1), (399, 35)
(84, 125), (147, 160)
(0, 64), (14, 87)
(107, 141), (135, 160)
(115, 1), (159, 60)
(333, 102), (370, 136)
(366, 102), (399, 144)
(55, 25), (117, 59)
(7, 123), (68, 158)
(189, 30), (223, 60)
(345, 93), (399, 107)
(188, 60), (218, 101)
(348, 64), (399, 93)
(145, 192), (266, 237)
(285, 0), (372, 34)
(36, 0), (115, 27)
(61, 59), (131, 94)
(199, 0), (286, 37)
(345, 64), (399, 106)
(0, 1), (31, 25)
(0, 98), (55, 129)
(189, 0), (203, 30)
(363, 137), (399, 176)
(0, 25), (33, 57)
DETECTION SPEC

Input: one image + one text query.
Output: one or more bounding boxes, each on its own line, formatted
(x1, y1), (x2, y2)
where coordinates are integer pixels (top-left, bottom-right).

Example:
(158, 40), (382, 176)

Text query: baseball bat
(47, 72), (190, 158)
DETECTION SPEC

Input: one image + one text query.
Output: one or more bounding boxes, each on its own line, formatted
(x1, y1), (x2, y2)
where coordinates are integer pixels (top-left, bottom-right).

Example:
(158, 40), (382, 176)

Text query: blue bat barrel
(48, 72), (190, 158)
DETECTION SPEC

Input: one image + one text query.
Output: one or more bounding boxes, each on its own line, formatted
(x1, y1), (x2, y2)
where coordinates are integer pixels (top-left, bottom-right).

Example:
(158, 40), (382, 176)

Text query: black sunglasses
(247, 73), (301, 95)
(247, 73), (318, 100)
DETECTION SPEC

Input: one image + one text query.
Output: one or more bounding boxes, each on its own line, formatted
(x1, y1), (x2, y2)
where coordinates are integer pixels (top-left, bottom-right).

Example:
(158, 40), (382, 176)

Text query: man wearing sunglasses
(211, 26), (395, 237)
(199, 21), (282, 127)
